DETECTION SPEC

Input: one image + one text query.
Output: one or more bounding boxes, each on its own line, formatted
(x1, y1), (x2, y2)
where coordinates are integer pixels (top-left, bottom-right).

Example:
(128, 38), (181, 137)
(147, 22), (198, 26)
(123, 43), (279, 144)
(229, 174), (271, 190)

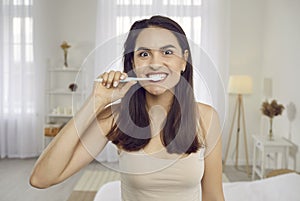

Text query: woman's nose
(149, 51), (163, 70)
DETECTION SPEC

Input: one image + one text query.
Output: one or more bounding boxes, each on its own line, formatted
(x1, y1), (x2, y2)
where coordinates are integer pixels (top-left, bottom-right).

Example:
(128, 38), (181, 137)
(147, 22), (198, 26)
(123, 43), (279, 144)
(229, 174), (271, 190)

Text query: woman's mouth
(146, 73), (168, 82)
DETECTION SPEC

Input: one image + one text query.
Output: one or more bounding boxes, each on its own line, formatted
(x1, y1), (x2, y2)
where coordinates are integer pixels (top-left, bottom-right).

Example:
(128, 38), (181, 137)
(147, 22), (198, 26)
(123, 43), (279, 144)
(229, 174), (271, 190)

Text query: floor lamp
(224, 75), (253, 176)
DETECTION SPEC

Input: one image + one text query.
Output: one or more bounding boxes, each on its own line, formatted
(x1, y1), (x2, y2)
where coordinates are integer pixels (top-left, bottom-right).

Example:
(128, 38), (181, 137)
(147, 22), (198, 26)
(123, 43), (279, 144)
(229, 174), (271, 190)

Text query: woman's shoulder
(196, 103), (222, 157)
(196, 102), (219, 120)
(195, 102), (220, 136)
(196, 102), (213, 113)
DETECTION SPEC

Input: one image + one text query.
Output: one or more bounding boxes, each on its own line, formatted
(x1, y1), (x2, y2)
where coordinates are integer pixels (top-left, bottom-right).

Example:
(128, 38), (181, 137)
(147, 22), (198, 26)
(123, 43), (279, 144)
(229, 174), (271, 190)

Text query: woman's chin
(145, 86), (168, 96)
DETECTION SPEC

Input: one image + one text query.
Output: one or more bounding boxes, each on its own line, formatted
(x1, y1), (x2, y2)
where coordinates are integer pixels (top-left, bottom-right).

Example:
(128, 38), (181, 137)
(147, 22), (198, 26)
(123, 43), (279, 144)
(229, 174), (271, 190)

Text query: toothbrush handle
(94, 78), (131, 83)
(94, 77), (152, 83)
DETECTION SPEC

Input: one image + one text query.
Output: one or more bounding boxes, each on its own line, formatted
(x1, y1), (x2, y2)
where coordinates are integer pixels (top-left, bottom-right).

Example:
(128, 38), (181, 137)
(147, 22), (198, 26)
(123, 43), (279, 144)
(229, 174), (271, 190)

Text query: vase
(268, 117), (273, 140)
(64, 51), (68, 68)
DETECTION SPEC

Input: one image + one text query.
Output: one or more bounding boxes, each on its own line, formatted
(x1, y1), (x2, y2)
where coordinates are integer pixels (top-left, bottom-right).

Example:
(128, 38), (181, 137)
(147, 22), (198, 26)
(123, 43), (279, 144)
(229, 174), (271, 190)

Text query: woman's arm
(30, 71), (136, 188)
(198, 104), (225, 201)
(202, 137), (224, 201)
(30, 95), (109, 188)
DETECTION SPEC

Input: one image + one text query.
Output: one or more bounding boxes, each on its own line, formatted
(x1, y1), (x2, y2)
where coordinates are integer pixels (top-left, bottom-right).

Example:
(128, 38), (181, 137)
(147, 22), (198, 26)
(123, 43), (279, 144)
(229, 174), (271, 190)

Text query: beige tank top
(118, 148), (205, 201)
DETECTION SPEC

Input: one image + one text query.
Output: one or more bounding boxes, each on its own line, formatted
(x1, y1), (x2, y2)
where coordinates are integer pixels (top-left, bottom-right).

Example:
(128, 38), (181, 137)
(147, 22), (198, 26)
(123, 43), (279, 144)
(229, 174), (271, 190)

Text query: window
(117, 0), (153, 5)
(163, 0), (202, 6)
(11, 1), (34, 63)
(1, 0), (34, 114)
(115, 0), (202, 45)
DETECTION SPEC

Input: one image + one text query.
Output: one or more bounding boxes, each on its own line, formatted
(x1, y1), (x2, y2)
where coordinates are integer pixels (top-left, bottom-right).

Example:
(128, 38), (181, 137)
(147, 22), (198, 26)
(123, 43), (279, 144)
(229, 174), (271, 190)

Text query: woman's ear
(184, 50), (189, 61)
(182, 50), (189, 72)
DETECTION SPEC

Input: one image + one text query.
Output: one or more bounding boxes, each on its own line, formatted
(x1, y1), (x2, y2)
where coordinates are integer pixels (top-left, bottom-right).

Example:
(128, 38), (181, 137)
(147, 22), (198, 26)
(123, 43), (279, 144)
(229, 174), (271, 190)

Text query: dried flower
(261, 99), (284, 118)
(61, 41), (71, 67)
(60, 41), (71, 51)
(68, 83), (78, 92)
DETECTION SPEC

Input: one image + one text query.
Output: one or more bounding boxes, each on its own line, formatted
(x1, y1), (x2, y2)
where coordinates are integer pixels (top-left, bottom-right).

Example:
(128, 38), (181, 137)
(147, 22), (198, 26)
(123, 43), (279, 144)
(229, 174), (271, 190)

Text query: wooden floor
(223, 165), (252, 182)
(0, 158), (84, 201)
(0, 158), (250, 201)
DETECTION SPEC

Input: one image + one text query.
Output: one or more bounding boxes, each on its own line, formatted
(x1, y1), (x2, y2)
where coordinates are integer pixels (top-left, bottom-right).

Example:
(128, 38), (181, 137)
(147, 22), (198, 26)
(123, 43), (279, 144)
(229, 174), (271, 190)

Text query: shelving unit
(44, 66), (87, 146)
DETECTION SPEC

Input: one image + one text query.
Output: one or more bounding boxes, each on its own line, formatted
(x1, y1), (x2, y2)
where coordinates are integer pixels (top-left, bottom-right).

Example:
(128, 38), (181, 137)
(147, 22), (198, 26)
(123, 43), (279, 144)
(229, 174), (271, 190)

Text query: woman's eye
(163, 50), (173, 55)
(139, 51), (149, 57)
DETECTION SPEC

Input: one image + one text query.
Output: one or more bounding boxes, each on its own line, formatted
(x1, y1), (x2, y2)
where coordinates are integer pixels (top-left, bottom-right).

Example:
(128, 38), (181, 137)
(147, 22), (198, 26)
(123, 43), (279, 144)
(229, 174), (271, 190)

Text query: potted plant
(261, 100), (284, 140)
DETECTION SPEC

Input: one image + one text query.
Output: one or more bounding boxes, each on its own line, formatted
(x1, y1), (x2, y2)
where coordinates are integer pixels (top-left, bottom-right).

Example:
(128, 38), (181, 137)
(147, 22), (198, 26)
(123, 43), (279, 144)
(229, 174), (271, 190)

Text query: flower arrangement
(261, 99), (284, 140)
(61, 41), (71, 67)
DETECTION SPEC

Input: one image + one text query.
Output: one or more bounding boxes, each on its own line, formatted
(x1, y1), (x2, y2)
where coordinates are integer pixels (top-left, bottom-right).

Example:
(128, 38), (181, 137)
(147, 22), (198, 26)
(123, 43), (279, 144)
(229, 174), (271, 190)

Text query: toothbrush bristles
(151, 77), (163, 81)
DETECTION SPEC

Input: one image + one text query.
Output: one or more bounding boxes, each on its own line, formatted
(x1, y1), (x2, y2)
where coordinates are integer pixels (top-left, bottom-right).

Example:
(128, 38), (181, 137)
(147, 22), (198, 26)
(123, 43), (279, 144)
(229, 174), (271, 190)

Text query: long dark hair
(106, 15), (203, 154)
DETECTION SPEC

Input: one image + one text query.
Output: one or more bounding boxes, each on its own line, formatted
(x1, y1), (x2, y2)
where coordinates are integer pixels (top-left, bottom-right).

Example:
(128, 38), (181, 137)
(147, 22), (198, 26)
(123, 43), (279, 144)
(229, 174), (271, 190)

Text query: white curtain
(94, 0), (229, 162)
(0, 0), (42, 158)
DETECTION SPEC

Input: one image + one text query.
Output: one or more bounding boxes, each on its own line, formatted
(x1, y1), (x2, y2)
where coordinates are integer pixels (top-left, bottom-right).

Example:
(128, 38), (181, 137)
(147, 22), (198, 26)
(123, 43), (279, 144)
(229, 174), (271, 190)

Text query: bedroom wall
(34, 0), (97, 152)
(35, 0), (97, 70)
(229, 0), (300, 171)
(227, 0), (265, 165)
(261, 0), (300, 171)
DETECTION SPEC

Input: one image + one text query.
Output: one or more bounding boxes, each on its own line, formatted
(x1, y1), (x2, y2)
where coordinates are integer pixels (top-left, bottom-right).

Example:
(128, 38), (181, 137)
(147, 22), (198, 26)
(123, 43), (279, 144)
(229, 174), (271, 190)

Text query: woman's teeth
(147, 73), (167, 81)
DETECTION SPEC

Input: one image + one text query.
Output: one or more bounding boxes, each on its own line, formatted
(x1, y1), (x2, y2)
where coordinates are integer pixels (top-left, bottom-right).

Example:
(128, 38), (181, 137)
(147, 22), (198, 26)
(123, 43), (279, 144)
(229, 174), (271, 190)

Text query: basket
(44, 125), (62, 137)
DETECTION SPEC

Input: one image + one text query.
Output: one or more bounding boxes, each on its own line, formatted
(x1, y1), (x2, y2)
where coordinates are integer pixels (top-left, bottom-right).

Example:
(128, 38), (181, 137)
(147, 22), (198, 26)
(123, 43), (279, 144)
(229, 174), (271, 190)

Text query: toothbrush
(94, 77), (162, 83)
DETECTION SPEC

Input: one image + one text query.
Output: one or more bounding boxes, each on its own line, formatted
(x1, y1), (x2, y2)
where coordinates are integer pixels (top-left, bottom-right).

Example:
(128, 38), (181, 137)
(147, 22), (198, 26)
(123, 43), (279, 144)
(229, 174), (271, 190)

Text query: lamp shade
(228, 75), (253, 94)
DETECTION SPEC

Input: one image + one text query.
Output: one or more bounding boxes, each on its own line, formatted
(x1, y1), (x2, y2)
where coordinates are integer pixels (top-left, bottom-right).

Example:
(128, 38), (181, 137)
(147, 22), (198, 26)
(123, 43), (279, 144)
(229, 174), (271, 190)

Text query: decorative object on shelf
(44, 123), (63, 137)
(224, 75), (253, 176)
(286, 102), (296, 122)
(69, 83), (78, 92)
(60, 41), (71, 68)
(51, 106), (72, 116)
(286, 102), (296, 140)
(261, 99), (285, 140)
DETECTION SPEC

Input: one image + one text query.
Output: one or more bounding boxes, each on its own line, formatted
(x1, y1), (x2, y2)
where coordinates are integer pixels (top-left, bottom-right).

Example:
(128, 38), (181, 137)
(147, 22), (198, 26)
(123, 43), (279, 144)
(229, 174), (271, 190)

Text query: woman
(30, 15), (225, 201)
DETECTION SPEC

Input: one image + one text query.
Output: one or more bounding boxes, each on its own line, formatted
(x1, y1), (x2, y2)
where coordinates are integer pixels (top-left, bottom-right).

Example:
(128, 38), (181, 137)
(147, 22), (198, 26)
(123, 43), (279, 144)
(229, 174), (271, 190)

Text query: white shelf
(44, 60), (87, 148)
(48, 67), (81, 72)
(47, 89), (83, 95)
(47, 114), (73, 118)
(44, 123), (65, 127)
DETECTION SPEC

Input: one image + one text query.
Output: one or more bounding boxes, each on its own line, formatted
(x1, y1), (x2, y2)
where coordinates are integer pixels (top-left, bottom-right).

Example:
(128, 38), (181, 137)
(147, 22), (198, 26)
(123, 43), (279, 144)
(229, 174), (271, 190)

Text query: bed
(223, 173), (300, 201)
(93, 173), (300, 201)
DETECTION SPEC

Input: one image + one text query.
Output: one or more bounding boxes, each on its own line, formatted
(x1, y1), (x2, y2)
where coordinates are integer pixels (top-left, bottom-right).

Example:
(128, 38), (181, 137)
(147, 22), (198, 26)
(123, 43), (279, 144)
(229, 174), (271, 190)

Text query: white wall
(34, 0), (97, 151)
(229, 0), (300, 171)
(34, 0), (62, 152)
(227, 0), (265, 166)
(261, 0), (300, 170)
(35, 0), (97, 69)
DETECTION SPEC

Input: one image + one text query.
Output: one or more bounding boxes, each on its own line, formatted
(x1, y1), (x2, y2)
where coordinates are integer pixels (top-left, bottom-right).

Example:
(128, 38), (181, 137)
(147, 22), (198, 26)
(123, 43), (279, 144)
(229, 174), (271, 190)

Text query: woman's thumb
(119, 81), (137, 96)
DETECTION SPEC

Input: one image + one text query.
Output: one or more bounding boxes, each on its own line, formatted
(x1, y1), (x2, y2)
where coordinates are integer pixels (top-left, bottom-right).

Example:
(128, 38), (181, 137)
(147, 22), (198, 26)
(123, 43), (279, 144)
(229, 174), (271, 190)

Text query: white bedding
(94, 173), (300, 201)
(223, 173), (300, 201)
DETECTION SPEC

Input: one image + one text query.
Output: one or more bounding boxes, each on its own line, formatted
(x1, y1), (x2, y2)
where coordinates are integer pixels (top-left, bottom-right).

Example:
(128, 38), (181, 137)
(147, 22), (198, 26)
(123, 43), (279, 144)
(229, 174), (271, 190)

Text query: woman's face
(133, 27), (188, 96)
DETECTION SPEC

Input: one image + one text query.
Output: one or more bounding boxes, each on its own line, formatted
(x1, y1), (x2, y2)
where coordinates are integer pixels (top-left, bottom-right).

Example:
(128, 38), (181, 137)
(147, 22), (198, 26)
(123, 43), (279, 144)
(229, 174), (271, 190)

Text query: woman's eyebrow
(135, 47), (151, 51)
(160, 45), (176, 50)
(135, 45), (177, 51)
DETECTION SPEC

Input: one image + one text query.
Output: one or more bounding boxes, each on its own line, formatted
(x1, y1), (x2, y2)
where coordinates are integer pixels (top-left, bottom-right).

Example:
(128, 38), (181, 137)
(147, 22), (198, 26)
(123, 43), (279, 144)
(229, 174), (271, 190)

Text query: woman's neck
(145, 90), (174, 111)
(145, 90), (174, 137)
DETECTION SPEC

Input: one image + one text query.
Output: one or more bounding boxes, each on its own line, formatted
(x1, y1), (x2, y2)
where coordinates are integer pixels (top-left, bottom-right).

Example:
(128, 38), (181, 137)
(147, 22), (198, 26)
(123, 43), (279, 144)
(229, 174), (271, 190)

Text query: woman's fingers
(101, 72), (108, 85)
(105, 71), (115, 88)
(97, 71), (129, 88)
(93, 71), (136, 104)
(112, 71), (122, 88)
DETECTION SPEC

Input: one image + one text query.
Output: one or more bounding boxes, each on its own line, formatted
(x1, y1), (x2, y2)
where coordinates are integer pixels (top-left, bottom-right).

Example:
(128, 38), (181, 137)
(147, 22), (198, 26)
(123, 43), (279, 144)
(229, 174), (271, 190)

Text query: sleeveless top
(118, 148), (205, 201)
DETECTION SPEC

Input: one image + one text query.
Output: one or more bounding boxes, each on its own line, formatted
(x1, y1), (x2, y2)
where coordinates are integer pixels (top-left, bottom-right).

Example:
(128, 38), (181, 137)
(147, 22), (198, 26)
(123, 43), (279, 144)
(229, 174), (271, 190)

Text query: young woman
(30, 15), (225, 201)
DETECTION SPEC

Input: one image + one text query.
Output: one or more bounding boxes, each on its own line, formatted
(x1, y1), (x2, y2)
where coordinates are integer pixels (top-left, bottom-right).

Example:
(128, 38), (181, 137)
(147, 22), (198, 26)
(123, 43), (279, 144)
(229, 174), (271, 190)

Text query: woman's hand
(30, 71), (134, 188)
(93, 71), (137, 109)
